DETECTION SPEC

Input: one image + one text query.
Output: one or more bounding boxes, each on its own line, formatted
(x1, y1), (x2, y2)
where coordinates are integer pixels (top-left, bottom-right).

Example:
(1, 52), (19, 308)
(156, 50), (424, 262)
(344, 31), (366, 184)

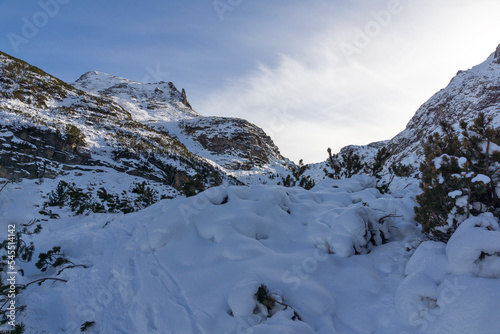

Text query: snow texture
(0, 173), (497, 334)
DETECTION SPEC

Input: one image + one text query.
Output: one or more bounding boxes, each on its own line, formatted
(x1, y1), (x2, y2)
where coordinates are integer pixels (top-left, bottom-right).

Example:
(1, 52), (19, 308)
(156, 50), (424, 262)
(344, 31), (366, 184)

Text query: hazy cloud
(198, 0), (500, 163)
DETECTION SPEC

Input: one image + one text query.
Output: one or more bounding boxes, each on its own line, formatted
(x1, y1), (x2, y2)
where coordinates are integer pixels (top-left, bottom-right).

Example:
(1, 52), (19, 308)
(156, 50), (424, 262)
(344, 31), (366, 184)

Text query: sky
(1, 0), (500, 163)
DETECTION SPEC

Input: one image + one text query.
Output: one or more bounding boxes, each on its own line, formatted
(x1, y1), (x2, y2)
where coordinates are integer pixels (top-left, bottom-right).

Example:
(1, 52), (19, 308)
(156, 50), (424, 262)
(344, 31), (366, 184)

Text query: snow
(1, 46), (500, 334)
(0, 174), (497, 334)
(457, 157), (467, 169)
(471, 174), (491, 184)
(394, 213), (500, 334)
(448, 190), (462, 199)
(73, 71), (200, 123)
(433, 154), (452, 170)
(446, 214), (500, 278)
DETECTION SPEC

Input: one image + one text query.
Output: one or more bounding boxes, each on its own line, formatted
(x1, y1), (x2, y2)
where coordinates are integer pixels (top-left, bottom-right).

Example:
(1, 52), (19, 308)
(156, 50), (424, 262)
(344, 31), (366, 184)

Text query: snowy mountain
(312, 44), (500, 177)
(73, 71), (289, 181)
(384, 44), (500, 166)
(0, 51), (292, 197)
(73, 71), (200, 122)
(0, 46), (499, 334)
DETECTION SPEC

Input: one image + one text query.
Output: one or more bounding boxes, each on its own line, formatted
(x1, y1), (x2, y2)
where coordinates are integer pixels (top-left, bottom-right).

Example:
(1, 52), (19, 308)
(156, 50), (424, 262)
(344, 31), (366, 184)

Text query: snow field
(0, 174), (498, 333)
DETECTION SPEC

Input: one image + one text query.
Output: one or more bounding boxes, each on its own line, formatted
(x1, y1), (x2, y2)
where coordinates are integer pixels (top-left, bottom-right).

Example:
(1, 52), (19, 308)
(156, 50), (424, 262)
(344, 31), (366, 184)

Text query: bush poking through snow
(0, 234), (34, 264)
(255, 284), (275, 315)
(79, 321), (95, 332)
(0, 324), (25, 334)
(45, 180), (162, 215)
(35, 246), (87, 275)
(47, 181), (70, 208)
(326, 149), (365, 180)
(254, 284), (302, 321)
(131, 181), (159, 209)
(65, 124), (86, 147)
(182, 174), (206, 197)
(389, 162), (416, 178)
(35, 247), (68, 273)
(415, 113), (500, 242)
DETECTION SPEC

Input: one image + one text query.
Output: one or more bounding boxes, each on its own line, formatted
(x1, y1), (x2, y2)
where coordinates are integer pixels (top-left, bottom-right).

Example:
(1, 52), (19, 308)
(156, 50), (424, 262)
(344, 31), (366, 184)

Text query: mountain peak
(75, 71), (139, 92)
(72, 69), (203, 122)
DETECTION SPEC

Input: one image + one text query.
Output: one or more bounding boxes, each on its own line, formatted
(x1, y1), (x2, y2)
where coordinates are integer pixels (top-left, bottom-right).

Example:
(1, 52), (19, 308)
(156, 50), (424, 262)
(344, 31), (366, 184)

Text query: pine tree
(326, 149), (364, 179)
(341, 151), (364, 178)
(47, 181), (70, 207)
(369, 147), (390, 178)
(65, 124), (86, 146)
(415, 113), (500, 242)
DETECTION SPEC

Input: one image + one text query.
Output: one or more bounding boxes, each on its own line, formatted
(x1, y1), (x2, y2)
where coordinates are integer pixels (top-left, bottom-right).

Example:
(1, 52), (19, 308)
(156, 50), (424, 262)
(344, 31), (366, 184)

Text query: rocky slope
(73, 72), (286, 174)
(0, 51), (292, 195)
(385, 44), (500, 166)
(310, 44), (500, 179)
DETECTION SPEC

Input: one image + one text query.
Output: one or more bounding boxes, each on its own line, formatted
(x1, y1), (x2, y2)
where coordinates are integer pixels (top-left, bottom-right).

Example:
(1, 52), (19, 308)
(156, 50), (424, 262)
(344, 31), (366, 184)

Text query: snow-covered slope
(3, 175), (499, 333)
(385, 44), (500, 167)
(312, 44), (500, 179)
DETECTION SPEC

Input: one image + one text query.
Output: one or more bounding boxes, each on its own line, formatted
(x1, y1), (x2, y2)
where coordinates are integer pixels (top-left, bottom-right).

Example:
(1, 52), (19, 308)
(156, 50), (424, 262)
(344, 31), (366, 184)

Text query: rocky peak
(73, 71), (201, 122)
(495, 44), (500, 64)
(74, 71), (139, 94)
(181, 88), (192, 109)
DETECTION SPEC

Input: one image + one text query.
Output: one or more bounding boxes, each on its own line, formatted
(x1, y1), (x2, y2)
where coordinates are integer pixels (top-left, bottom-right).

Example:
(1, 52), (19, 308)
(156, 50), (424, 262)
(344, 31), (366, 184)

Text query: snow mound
(447, 214), (500, 278)
(395, 215), (500, 333)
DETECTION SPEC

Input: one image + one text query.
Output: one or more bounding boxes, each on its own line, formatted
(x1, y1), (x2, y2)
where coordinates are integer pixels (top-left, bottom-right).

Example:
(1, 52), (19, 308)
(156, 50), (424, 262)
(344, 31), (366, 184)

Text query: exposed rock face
(73, 70), (287, 174)
(181, 88), (192, 109)
(0, 127), (92, 179)
(179, 117), (281, 168)
(495, 44), (500, 64)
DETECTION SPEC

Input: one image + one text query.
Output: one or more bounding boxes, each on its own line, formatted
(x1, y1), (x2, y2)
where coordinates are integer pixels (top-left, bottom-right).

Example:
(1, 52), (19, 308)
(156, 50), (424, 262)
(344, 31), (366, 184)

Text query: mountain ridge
(0, 50), (294, 194)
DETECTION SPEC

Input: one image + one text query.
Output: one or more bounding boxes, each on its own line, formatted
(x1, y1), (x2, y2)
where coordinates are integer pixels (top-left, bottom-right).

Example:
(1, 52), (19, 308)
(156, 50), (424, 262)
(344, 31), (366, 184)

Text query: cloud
(198, 0), (500, 163)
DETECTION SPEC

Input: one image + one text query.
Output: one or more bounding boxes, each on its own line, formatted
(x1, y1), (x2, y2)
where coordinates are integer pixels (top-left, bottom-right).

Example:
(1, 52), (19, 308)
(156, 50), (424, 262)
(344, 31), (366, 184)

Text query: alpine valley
(0, 45), (498, 334)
